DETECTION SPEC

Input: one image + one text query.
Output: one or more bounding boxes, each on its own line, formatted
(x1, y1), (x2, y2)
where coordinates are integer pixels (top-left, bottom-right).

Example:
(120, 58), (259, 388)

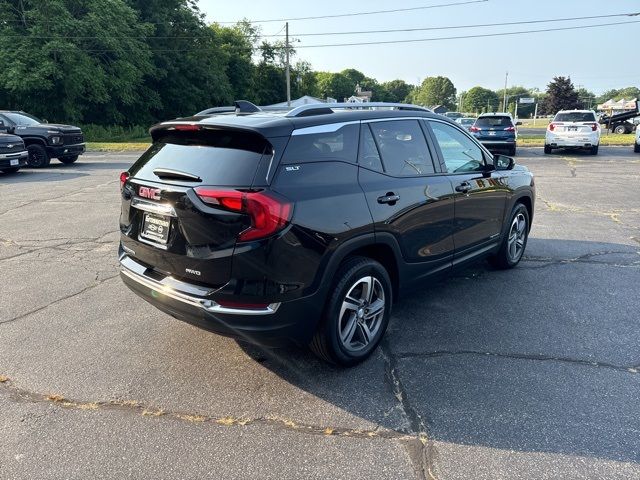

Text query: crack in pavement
(380, 344), (437, 480)
(0, 376), (415, 443)
(392, 350), (640, 374)
(0, 273), (120, 326)
(521, 250), (640, 269)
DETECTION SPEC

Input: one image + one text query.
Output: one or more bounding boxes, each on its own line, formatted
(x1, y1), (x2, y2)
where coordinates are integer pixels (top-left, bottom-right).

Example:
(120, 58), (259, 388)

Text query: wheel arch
(22, 136), (47, 147)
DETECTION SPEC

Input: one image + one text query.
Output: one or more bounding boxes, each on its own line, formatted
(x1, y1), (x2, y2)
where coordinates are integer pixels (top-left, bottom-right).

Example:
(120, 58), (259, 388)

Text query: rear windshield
(554, 112), (596, 122)
(130, 129), (270, 186)
(475, 116), (513, 128)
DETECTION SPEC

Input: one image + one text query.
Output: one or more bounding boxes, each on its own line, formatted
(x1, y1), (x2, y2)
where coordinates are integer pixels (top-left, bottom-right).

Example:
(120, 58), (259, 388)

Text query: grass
(87, 142), (150, 151)
(517, 133), (635, 147)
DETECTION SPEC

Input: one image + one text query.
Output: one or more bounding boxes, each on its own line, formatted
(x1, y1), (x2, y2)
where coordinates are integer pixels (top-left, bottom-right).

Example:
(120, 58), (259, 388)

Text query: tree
(211, 21), (257, 102)
(462, 86), (499, 114)
(411, 76), (456, 109)
(0, 0), (156, 124)
(540, 76), (579, 115)
(380, 80), (415, 103)
(315, 72), (354, 101)
(575, 87), (596, 110)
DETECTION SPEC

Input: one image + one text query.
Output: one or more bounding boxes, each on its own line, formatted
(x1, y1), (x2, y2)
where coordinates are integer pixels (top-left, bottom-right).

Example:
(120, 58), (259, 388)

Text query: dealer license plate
(140, 213), (170, 245)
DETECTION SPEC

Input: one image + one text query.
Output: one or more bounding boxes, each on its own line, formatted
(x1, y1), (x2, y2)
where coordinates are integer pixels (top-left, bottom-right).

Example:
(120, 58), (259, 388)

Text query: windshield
(554, 112), (596, 122)
(3, 112), (42, 126)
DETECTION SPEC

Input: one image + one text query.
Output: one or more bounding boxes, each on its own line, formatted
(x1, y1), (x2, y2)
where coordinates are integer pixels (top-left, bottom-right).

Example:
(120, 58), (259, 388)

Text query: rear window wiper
(153, 168), (202, 182)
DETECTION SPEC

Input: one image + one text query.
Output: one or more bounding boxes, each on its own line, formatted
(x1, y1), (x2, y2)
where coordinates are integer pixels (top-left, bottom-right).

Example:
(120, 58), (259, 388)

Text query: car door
(358, 119), (455, 280)
(425, 119), (508, 260)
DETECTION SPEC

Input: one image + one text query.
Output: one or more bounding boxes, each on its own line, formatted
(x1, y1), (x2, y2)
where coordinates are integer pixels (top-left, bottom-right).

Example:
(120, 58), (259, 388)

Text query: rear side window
(554, 112), (596, 122)
(368, 120), (435, 176)
(130, 129), (270, 186)
(281, 123), (359, 164)
(475, 116), (513, 128)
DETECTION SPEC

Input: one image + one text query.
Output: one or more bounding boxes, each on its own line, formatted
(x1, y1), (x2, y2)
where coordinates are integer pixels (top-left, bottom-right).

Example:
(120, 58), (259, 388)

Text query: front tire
(310, 256), (392, 366)
(613, 125), (627, 135)
(58, 155), (79, 164)
(27, 144), (50, 168)
(1, 167), (20, 174)
(490, 203), (530, 269)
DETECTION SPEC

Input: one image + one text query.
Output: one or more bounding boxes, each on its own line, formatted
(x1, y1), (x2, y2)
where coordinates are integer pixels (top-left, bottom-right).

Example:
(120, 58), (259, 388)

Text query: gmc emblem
(139, 186), (161, 201)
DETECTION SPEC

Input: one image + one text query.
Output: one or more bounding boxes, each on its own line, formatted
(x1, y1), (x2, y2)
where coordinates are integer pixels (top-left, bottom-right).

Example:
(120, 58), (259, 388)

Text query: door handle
(377, 193), (400, 205)
(455, 181), (471, 193)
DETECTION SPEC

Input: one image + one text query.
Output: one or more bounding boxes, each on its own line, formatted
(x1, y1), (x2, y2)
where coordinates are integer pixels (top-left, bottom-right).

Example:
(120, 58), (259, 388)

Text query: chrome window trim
(291, 121), (359, 136)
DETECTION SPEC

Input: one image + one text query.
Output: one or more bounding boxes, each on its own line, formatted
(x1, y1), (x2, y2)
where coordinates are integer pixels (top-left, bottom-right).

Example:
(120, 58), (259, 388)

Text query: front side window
(368, 120), (435, 176)
(429, 121), (485, 173)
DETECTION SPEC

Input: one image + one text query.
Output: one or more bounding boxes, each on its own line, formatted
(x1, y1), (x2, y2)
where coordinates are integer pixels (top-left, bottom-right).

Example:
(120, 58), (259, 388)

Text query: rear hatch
(119, 124), (279, 288)
(549, 112), (598, 135)
(471, 116), (516, 139)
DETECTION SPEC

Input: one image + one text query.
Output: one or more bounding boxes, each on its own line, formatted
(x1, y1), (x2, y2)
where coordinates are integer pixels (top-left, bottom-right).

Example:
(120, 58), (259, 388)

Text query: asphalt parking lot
(1, 147), (639, 479)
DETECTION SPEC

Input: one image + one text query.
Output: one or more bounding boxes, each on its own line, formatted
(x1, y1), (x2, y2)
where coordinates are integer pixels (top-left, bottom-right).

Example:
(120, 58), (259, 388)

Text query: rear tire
(490, 203), (530, 270)
(1, 167), (20, 174)
(544, 144), (552, 154)
(613, 125), (627, 135)
(27, 144), (50, 168)
(590, 145), (599, 155)
(58, 155), (79, 164)
(634, 143), (640, 153)
(508, 146), (516, 156)
(310, 256), (392, 366)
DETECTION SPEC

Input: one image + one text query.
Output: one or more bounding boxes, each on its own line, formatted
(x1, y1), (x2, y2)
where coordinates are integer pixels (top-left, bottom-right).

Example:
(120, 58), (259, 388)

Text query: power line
(264, 11), (640, 37)
(214, 0), (489, 23)
(295, 19), (640, 48)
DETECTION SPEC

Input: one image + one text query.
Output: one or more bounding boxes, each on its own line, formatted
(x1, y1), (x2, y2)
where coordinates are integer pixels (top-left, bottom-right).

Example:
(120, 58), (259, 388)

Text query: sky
(199, 0), (640, 95)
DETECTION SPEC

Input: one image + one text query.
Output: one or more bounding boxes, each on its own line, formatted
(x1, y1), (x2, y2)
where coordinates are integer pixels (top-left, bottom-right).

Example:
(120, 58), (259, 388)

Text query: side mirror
(493, 154), (514, 171)
(516, 121), (522, 126)
(42, 119), (48, 124)
(0, 120), (7, 133)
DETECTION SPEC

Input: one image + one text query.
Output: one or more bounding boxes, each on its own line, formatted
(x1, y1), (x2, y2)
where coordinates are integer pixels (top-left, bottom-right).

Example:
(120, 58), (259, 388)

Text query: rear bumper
(47, 143), (86, 158)
(477, 139), (516, 149)
(0, 150), (28, 168)
(545, 133), (599, 148)
(119, 252), (322, 347)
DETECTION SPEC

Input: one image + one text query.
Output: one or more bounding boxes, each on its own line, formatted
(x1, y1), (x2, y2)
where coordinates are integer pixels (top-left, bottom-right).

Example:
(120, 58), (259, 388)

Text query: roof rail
(285, 102), (431, 118)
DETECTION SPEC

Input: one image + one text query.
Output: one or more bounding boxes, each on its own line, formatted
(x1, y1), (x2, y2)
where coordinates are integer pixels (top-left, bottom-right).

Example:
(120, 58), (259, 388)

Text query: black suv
(119, 102), (535, 366)
(0, 111), (85, 167)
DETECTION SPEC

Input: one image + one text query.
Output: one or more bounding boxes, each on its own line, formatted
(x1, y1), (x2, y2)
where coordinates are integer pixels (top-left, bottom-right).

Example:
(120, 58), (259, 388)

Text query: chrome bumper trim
(131, 197), (177, 217)
(0, 150), (27, 160)
(120, 255), (280, 316)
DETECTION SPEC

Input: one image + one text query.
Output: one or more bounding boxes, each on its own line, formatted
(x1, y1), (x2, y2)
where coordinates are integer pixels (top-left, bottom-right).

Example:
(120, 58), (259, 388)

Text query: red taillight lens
(548, 123), (557, 131)
(119, 171), (129, 191)
(173, 124), (200, 132)
(589, 123), (598, 131)
(504, 126), (515, 132)
(194, 188), (293, 242)
(470, 126), (480, 132)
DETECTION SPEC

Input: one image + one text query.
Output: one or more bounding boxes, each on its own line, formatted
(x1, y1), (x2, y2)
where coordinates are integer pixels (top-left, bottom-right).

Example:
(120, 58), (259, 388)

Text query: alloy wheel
(338, 276), (385, 353)
(507, 212), (527, 262)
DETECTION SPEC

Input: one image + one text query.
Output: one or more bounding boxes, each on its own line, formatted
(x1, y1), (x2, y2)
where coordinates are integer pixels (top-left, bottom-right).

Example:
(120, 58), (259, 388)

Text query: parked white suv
(635, 126), (640, 153)
(545, 110), (600, 155)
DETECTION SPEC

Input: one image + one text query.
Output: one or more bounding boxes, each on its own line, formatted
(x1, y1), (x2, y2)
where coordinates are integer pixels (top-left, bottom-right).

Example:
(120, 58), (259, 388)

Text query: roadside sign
(519, 97), (535, 104)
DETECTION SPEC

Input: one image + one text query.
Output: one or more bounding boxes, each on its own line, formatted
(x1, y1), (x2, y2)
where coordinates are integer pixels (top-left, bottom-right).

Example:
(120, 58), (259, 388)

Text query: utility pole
(285, 22), (291, 107)
(502, 71), (508, 113)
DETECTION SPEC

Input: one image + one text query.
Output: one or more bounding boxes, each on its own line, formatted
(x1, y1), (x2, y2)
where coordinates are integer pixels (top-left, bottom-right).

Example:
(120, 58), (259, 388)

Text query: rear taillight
(119, 171), (129, 191)
(194, 188), (293, 242)
(470, 126), (480, 132)
(504, 126), (515, 132)
(173, 124), (200, 132)
(589, 123), (598, 131)
(548, 123), (557, 131)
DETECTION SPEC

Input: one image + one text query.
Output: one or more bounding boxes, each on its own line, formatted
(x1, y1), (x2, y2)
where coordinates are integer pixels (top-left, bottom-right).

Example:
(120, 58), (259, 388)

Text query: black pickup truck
(0, 111), (85, 167)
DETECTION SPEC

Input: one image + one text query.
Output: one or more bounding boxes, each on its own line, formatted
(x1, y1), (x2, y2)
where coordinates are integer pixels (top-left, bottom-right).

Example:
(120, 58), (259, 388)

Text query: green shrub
(80, 124), (150, 143)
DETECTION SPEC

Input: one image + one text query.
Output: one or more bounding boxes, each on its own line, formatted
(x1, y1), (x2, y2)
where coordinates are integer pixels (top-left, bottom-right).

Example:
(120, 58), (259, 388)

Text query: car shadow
(0, 160), (135, 182)
(237, 238), (640, 464)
